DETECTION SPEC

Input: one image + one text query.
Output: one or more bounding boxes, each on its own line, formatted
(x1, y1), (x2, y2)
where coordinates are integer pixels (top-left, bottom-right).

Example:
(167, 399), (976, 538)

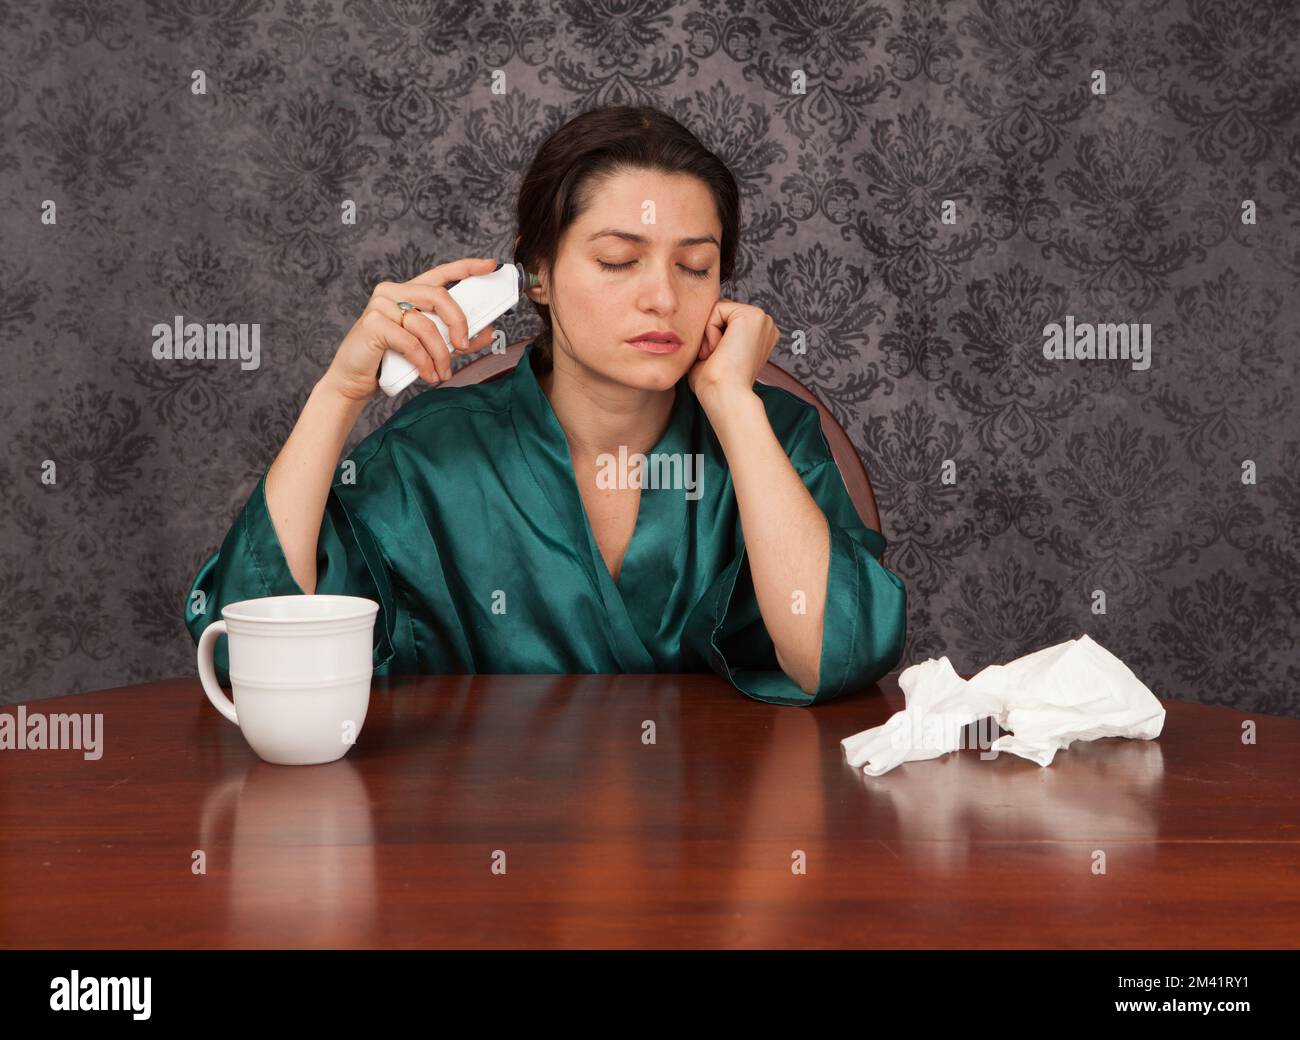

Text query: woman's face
(540, 167), (723, 392)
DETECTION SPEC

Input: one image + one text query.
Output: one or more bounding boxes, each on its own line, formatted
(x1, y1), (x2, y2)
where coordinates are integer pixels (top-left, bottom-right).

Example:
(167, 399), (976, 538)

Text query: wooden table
(1, 674), (1297, 949)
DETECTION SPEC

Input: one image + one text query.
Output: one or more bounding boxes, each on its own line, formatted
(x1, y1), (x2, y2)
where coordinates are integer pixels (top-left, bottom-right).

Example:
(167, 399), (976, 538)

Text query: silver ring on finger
(396, 300), (453, 352)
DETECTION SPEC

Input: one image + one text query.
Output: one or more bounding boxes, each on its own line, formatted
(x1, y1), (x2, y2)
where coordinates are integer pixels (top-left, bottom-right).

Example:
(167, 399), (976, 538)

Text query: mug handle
(197, 620), (238, 725)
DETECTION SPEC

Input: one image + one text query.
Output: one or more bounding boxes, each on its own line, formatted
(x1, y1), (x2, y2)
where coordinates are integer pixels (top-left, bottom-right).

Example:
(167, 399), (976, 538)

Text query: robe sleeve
(184, 468), (402, 688)
(685, 396), (907, 707)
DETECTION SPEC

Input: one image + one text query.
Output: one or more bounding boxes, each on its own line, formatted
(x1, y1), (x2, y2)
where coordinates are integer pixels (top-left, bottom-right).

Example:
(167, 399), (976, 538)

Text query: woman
(184, 105), (906, 707)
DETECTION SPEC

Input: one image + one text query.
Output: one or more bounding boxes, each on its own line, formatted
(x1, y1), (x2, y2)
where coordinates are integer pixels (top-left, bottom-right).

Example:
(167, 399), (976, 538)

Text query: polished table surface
(1, 673), (1297, 949)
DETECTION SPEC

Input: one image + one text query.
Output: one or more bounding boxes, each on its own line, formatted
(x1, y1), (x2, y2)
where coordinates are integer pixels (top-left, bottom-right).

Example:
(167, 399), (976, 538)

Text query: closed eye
(598, 259), (711, 279)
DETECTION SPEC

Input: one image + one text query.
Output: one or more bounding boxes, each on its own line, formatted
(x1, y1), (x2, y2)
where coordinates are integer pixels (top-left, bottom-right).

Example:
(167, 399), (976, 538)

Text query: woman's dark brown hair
(514, 104), (740, 372)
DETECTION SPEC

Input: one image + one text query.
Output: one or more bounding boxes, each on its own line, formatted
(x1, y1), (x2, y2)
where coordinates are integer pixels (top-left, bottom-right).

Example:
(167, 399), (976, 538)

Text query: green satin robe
(184, 343), (907, 706)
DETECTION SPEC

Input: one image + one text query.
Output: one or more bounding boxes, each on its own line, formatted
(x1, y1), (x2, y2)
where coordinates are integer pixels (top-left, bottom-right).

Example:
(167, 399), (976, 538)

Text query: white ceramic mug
(196, 595), (380, 766)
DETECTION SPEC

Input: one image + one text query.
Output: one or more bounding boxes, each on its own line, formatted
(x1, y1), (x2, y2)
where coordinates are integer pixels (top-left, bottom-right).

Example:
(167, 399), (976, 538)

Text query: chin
(582, 345), (692, 390)
(569, 343), (697, 391)
(623, 358), (691, 390)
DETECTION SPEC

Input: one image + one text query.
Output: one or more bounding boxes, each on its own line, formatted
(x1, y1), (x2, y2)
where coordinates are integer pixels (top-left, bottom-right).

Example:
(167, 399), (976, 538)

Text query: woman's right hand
(321, 257), (501, 402)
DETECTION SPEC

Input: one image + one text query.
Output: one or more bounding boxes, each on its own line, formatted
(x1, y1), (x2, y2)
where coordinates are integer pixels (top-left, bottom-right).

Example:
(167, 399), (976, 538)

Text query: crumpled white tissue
(841, 634), (1166, 776)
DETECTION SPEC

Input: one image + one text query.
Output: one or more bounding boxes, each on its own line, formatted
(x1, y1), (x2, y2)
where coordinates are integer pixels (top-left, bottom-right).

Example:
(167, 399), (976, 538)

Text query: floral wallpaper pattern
(1, 0), (1297, 714)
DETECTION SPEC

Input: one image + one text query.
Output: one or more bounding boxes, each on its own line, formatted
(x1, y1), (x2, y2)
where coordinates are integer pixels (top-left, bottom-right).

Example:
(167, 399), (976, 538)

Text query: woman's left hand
(688, 299), (780, 401)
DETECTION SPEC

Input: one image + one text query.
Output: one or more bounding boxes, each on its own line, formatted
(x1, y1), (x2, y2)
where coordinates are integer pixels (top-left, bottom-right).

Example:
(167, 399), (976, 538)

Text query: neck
(538, 349), (677, 460)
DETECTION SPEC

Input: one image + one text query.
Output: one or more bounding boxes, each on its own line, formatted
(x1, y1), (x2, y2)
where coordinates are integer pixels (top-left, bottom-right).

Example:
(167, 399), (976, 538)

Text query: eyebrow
(585, 228), (720, 249)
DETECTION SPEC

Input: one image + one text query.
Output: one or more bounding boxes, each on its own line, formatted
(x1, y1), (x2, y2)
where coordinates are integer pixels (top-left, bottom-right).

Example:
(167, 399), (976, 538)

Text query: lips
(628, 330), (683, 355)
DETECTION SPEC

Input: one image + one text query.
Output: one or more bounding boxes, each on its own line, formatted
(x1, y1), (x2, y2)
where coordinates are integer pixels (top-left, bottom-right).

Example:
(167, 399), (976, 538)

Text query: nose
(635, 259), (680, 316)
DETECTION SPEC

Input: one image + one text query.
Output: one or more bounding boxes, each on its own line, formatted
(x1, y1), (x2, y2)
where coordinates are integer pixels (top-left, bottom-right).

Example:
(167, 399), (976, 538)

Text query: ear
(525, 261), (549, 303)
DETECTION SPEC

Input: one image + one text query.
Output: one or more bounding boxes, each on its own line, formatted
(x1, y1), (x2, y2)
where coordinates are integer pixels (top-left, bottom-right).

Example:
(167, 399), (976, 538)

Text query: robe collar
(509, 343), (696, 670)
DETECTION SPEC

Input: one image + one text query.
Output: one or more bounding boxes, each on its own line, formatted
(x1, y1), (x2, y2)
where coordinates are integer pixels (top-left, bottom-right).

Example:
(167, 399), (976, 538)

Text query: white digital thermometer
(378, 260), (538, 396)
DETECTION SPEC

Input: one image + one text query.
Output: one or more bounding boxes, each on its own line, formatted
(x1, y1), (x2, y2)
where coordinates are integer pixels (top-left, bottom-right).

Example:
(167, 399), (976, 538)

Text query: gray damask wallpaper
(1, 0), (1297, 714)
